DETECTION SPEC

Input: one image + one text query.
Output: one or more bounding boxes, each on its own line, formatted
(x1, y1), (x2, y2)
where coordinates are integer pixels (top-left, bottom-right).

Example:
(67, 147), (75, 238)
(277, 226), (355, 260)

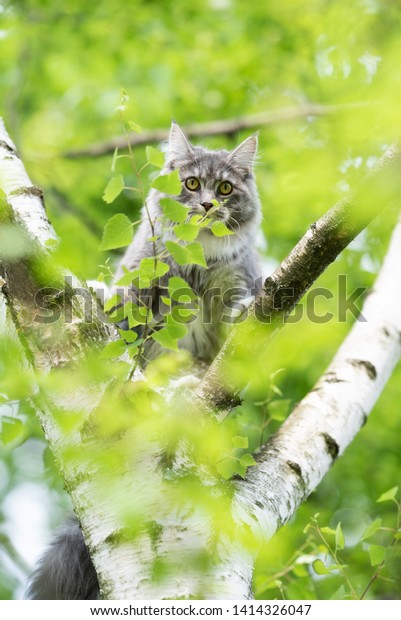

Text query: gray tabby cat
(27, 122), (262, 599)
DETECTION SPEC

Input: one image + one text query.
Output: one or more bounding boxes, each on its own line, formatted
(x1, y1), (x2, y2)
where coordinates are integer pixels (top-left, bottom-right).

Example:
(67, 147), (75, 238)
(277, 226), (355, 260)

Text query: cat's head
(156, 122), (261, 253)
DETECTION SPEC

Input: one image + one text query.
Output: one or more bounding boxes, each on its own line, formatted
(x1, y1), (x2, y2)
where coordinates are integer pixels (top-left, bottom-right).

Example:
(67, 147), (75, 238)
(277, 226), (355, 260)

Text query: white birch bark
(234, 218), (401, 546)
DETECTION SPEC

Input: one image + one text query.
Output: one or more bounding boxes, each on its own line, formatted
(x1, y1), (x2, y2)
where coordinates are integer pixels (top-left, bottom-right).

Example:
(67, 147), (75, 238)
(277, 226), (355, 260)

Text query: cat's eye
(218, 181), (233, 196)
(185, 177), (200, 191)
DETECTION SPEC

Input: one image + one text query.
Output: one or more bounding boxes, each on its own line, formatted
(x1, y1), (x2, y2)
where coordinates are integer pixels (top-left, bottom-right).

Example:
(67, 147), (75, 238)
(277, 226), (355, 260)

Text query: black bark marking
(347, 358), (377, 381)
(0, 140), (18, 156)
(287, 460), (305, 486)
(324, 371), (346, 384)
(382, 327), (391, 338)
(321, 432), (339, 460)
(9, 185), (44, 199)
(255, 500), (264, 509)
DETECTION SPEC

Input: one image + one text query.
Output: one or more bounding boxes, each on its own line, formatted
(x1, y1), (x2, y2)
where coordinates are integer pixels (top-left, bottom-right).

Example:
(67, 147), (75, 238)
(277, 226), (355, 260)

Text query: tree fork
(195, 140), (401, 415)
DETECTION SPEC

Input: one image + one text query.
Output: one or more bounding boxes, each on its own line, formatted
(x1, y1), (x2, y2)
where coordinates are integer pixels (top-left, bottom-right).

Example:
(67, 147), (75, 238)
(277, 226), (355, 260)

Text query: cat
(27, 122), (262, 599)
(114, 121), (262, 364)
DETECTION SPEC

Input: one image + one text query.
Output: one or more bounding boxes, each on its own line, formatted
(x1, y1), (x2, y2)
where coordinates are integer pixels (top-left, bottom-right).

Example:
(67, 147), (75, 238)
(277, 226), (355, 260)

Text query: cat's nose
(201, 202), (213, 212)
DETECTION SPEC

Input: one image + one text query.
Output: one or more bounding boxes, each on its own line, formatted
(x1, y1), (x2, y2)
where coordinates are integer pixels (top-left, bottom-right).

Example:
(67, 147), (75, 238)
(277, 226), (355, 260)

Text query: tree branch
(64, 102), (362, 159)
(234, 216), (401, 548)
(194, 140), (401, 415)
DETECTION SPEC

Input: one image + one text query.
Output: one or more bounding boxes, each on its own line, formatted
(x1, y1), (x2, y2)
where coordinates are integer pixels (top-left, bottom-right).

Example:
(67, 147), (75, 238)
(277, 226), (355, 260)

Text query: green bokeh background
(0, 0), (401, 600)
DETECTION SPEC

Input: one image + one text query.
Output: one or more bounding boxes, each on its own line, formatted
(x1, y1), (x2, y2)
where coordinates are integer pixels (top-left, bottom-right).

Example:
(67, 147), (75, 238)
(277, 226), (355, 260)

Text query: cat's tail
(26, 516), (99, 600)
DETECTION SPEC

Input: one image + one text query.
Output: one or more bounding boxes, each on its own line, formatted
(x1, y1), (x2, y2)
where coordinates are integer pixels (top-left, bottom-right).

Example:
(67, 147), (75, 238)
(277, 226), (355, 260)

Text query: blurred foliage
(1, 0), (401, 601)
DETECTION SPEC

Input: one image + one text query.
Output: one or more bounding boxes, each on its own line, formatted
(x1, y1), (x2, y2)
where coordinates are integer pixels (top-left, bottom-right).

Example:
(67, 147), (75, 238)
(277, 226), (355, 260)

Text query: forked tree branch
(64, 102), (362, 158)
(194, 140), (401, 414)
(234, 216), (401, 557)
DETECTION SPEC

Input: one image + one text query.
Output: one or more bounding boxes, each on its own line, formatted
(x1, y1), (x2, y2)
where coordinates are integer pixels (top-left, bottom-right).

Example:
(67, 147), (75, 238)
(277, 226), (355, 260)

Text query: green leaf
(232, 435), (249, 449)
(124, 302), (152, 326)
(168, 276), (197, 301)
(146, 146), (165, 168)
(127, 339), (143, 358)
(118, 329), (138, 343)
(165, 241), (190, 265)
(269, 399), (291, 421)
(151, 170), (182, 195)
(377, 486), (399, 503)
(103, 175), (125, 204)
(159, 198), (189, 223)
(104, 294), (122, 313)
(115, 269), (137, 287)
(171, 304), (198, 321)
(173, 222), (200, 241)
(99, 214), (133, 250)
(239, 453), (257, 467)
(312, 559), (330, 575)
(335, 522), (345, 551)
(320, 526), (336, 536)
(186, 242), (207, 267)
(292, 563), (308, 577)
(150, 322), (187, 351)
(330, 585), (346, 600)
(100, 340), (127, 359)
(128, 120), (142, 133)
(368, 544), (386, 566)
(361, 518), (382, 541)
(190, 214), (211, 228)
(210, 220), (234, 237)
(216, 458), (238, 480)
(111, 147), (119, 174)
(1, 416), (24, 445)
(138, 257), (170, 281)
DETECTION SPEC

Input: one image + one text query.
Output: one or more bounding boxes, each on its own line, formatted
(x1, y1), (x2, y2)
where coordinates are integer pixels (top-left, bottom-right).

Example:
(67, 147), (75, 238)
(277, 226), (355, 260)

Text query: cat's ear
(228, 133), (258, 169)
(167, 121), (193, 159)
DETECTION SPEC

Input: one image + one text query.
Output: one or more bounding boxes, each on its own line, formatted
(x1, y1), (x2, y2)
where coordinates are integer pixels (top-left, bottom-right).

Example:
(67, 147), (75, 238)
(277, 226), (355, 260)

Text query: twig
(64, 102), (363, 159)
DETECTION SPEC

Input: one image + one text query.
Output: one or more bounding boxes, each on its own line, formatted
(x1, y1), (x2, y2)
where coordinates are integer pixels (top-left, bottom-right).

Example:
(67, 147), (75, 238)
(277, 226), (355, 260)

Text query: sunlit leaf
(103, 175), (125, 204)
(99, 214), (133, 250)
(99, 340), (127, 359)
(104, 294), (122, 313)
(152, 170), (182, 195)
(173, 222), (199, 241)
(312, 559), (330, 575)
(239, 453), (257, 467)
(368, 544), (386, 566)
(150, 322), (187, 351)
(165, 241), (190, 265)
(146, 146), (164, 168)
(361, 518), (382, 541)
(210, 220), (234, 237)
(232, 435), (249, 449)
(377, 487), (398, 503)
(159, 198), (189, 223)
(335, 522), (345, 551)
(269, 399), (291, 421)
(168, 276), (197, 301)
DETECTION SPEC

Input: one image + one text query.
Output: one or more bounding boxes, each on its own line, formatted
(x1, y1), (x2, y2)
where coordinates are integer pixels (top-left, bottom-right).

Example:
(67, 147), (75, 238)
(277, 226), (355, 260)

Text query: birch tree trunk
(234, 217), (401, 545)
(1, 117), (401, 599)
